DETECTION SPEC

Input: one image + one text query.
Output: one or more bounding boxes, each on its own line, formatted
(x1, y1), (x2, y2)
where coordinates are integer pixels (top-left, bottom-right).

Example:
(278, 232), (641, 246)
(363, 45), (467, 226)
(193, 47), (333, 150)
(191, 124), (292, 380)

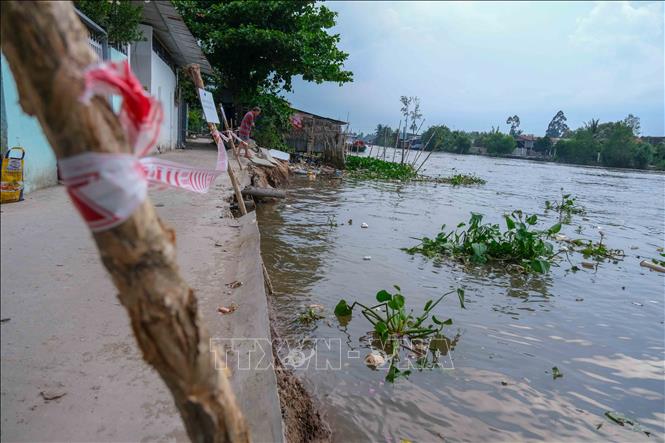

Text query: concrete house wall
(151, 43), (178, 151)
(130, 24), (178, 151)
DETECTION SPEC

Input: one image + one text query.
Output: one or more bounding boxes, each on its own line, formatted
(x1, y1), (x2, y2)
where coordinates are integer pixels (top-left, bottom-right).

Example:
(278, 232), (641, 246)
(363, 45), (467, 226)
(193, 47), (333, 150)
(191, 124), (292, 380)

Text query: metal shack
(285, 108), (347, 169)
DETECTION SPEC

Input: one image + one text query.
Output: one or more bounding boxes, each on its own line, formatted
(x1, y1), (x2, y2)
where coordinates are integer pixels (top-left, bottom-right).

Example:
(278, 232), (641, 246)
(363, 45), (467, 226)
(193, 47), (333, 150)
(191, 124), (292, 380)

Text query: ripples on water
(258, 151), (665, 442)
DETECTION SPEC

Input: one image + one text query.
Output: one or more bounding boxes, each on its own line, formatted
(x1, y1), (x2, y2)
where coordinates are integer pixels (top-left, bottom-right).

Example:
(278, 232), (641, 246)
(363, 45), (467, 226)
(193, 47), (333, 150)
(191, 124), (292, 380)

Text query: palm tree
(584, 118), (600, 139)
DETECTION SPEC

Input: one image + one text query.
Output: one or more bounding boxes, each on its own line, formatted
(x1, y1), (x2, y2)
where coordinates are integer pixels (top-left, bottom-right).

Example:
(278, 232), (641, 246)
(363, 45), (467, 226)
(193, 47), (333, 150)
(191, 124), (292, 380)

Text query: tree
(450, 131), (471, 154)
(584, 118), (600, 138)
(175, 1), (353, 101)
(421, 125), (451, 151)
(533, 136), (552, 155)
(409, 97), (423, 134)
(400, 96), (413, 138)
(506, 115), (522, 137)
(601, 122), (651, 169)
(374, 124), (395, 146)
(623, 113), (641, 136)
(75, 0), (143, 46)
(545, 110), (570, 138)
(555, 129), (598, 165)
(484, 131), (516, 155)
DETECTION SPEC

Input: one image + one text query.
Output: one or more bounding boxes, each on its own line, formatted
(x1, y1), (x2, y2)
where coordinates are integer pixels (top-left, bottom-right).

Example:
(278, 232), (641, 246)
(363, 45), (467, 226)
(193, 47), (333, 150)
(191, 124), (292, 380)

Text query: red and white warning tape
(59, 60), (228, 232)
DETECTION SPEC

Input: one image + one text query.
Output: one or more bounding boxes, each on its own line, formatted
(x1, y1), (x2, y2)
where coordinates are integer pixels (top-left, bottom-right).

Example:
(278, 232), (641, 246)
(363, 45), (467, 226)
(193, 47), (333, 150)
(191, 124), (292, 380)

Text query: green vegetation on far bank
(373, 112), (664, 170)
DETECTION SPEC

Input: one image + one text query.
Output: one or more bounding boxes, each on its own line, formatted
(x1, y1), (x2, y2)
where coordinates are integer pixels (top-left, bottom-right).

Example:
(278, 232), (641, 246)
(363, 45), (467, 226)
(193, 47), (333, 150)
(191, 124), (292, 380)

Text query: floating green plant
(345, 156), (417, 181)
(335, 286), (464, 382)
(405, 211), (562, 273)
(435, 173), (486, 186)
(545, 189), (586, 223)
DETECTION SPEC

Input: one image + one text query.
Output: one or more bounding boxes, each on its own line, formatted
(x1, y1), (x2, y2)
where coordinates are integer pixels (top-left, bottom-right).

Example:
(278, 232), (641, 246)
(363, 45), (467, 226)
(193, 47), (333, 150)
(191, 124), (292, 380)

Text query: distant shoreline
(362, 145), (665, 174)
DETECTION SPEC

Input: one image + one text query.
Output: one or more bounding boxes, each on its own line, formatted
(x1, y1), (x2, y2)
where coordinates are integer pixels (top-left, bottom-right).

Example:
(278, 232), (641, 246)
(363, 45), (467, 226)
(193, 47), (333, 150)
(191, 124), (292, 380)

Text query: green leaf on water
(388, 294), (405, 310)
(552, 366), (563, 379)
(457, 288), (466, 309)
(376, 290), (392, 302)
(505, 215), (516, 230)
(531, 259), (551, 273)
(393, 285), (401, 292)
(549, 223), (562, 234)
(526, 214), (538, 225)
(424, 299), (433, 311)
(471, 242), (487, 258)
(334, 299), (353, 317)
(604, 411), (652, 436)
(375, 321), (389, 341)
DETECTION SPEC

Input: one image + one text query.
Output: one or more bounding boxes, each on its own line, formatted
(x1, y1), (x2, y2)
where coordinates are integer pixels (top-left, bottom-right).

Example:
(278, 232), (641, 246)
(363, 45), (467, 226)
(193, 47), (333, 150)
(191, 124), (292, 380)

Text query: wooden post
(0, 3), (249, 442)
(217, 103), (244, 171)
(392, 120), (402, 163)
(411, 127), (437, 167)
(186, 65), (247, 215)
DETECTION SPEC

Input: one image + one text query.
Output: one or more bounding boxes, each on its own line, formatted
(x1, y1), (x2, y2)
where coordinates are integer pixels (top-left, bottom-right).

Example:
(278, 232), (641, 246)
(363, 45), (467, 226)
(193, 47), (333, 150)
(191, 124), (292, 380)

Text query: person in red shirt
(238, 106), (261, 158)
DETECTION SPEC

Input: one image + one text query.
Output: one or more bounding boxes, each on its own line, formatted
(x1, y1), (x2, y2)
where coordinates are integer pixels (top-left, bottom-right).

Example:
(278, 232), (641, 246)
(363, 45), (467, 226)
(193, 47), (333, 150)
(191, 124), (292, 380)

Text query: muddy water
(258, 150), (665, 442)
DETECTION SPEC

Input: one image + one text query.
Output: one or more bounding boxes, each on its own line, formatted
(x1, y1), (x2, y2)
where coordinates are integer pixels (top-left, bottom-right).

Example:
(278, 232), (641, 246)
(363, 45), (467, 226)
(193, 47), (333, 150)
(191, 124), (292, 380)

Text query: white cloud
(570, 1), (663, 61)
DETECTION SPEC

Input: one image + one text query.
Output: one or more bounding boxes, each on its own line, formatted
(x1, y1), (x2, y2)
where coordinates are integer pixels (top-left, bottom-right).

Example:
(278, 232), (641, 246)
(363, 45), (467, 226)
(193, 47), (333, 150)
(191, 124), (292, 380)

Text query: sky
(286, 1), (665, 136)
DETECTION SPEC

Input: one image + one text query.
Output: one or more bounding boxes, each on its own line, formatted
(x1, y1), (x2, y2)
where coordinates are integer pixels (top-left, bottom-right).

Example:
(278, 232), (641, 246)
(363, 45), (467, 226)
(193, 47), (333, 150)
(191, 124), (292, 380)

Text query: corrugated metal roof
(291, 108), (347, 125)
(138, 1), (212, 74)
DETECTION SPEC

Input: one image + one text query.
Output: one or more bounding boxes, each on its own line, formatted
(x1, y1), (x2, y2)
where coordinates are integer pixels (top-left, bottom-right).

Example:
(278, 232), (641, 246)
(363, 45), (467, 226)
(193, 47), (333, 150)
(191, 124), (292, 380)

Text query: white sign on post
(198, 88), (220, 124)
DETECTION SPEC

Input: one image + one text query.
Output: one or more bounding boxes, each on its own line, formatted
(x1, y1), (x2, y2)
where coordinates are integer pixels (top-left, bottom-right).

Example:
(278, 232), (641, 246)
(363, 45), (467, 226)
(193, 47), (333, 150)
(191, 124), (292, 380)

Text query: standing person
(238, 106), (261, 158)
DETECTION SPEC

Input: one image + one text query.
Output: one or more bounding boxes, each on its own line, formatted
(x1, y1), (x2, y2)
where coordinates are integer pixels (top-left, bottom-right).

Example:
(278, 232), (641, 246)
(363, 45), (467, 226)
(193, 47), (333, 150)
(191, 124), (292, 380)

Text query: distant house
(285, 108), (346, 167)
(514, 134), (537, 157)
(641, 136), (665, 146)
(0, 1), (210, 194)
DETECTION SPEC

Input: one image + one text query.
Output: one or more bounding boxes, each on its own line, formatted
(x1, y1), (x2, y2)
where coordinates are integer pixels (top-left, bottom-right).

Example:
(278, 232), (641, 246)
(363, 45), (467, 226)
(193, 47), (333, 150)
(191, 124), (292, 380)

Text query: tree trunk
(0, 2), (249, 442)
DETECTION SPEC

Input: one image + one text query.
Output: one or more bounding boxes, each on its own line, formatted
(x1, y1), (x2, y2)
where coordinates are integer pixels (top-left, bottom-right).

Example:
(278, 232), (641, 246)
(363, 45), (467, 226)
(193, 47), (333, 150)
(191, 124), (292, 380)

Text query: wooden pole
(219, 103), (244, 171)
(415, 132), (439, 174)
(392, 120), (402, 163)
(0, 2), (249, 442)
(411, 127), (437, 167)
(404, 118), (425, 164)
(186, 65), (247, 215)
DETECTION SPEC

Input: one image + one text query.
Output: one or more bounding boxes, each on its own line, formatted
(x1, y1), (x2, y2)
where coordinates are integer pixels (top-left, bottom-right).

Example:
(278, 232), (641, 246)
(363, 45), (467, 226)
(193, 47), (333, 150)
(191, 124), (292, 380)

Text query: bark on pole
(185, 64), (247, 216)
(0, 2), (250, 442)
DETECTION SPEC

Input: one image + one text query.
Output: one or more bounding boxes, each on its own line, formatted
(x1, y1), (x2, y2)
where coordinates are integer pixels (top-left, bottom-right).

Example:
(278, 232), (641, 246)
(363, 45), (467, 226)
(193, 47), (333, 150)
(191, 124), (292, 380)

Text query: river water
(257, 150), (665, 442)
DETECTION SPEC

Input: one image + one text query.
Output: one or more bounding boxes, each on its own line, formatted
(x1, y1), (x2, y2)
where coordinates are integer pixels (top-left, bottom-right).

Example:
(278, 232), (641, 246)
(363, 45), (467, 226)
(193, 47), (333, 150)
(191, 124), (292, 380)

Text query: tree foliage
(545, 110), (570, 138)
(174, 0), (352, 100)
(506, 115), (522, 137)
(623, 113), (641, 136)
(533, 136), (552, 154)
(421, 125), (472, 154)
(554, 117), (654, 169)
(75, 0), (143, 46)
(374, 124), (397, 146)
(250, 90), (293, 149)
(484, 131), (516, 155)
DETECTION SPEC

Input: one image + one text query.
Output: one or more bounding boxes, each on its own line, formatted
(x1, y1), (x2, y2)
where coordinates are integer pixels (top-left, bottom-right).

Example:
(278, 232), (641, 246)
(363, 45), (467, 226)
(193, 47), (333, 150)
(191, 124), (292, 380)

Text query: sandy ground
(0, 145), (284, 442)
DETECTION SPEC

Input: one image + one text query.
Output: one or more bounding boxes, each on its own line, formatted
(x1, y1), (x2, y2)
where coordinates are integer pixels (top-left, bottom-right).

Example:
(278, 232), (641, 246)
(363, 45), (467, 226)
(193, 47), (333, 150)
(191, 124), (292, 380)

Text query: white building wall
(130, 24), (152, 91)
(150, 49), (177, 151)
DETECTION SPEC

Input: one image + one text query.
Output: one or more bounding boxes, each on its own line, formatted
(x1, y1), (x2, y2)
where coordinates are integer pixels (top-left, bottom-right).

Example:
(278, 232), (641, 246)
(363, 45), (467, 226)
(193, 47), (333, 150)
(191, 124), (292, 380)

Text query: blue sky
(286, 1), (664, 136)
